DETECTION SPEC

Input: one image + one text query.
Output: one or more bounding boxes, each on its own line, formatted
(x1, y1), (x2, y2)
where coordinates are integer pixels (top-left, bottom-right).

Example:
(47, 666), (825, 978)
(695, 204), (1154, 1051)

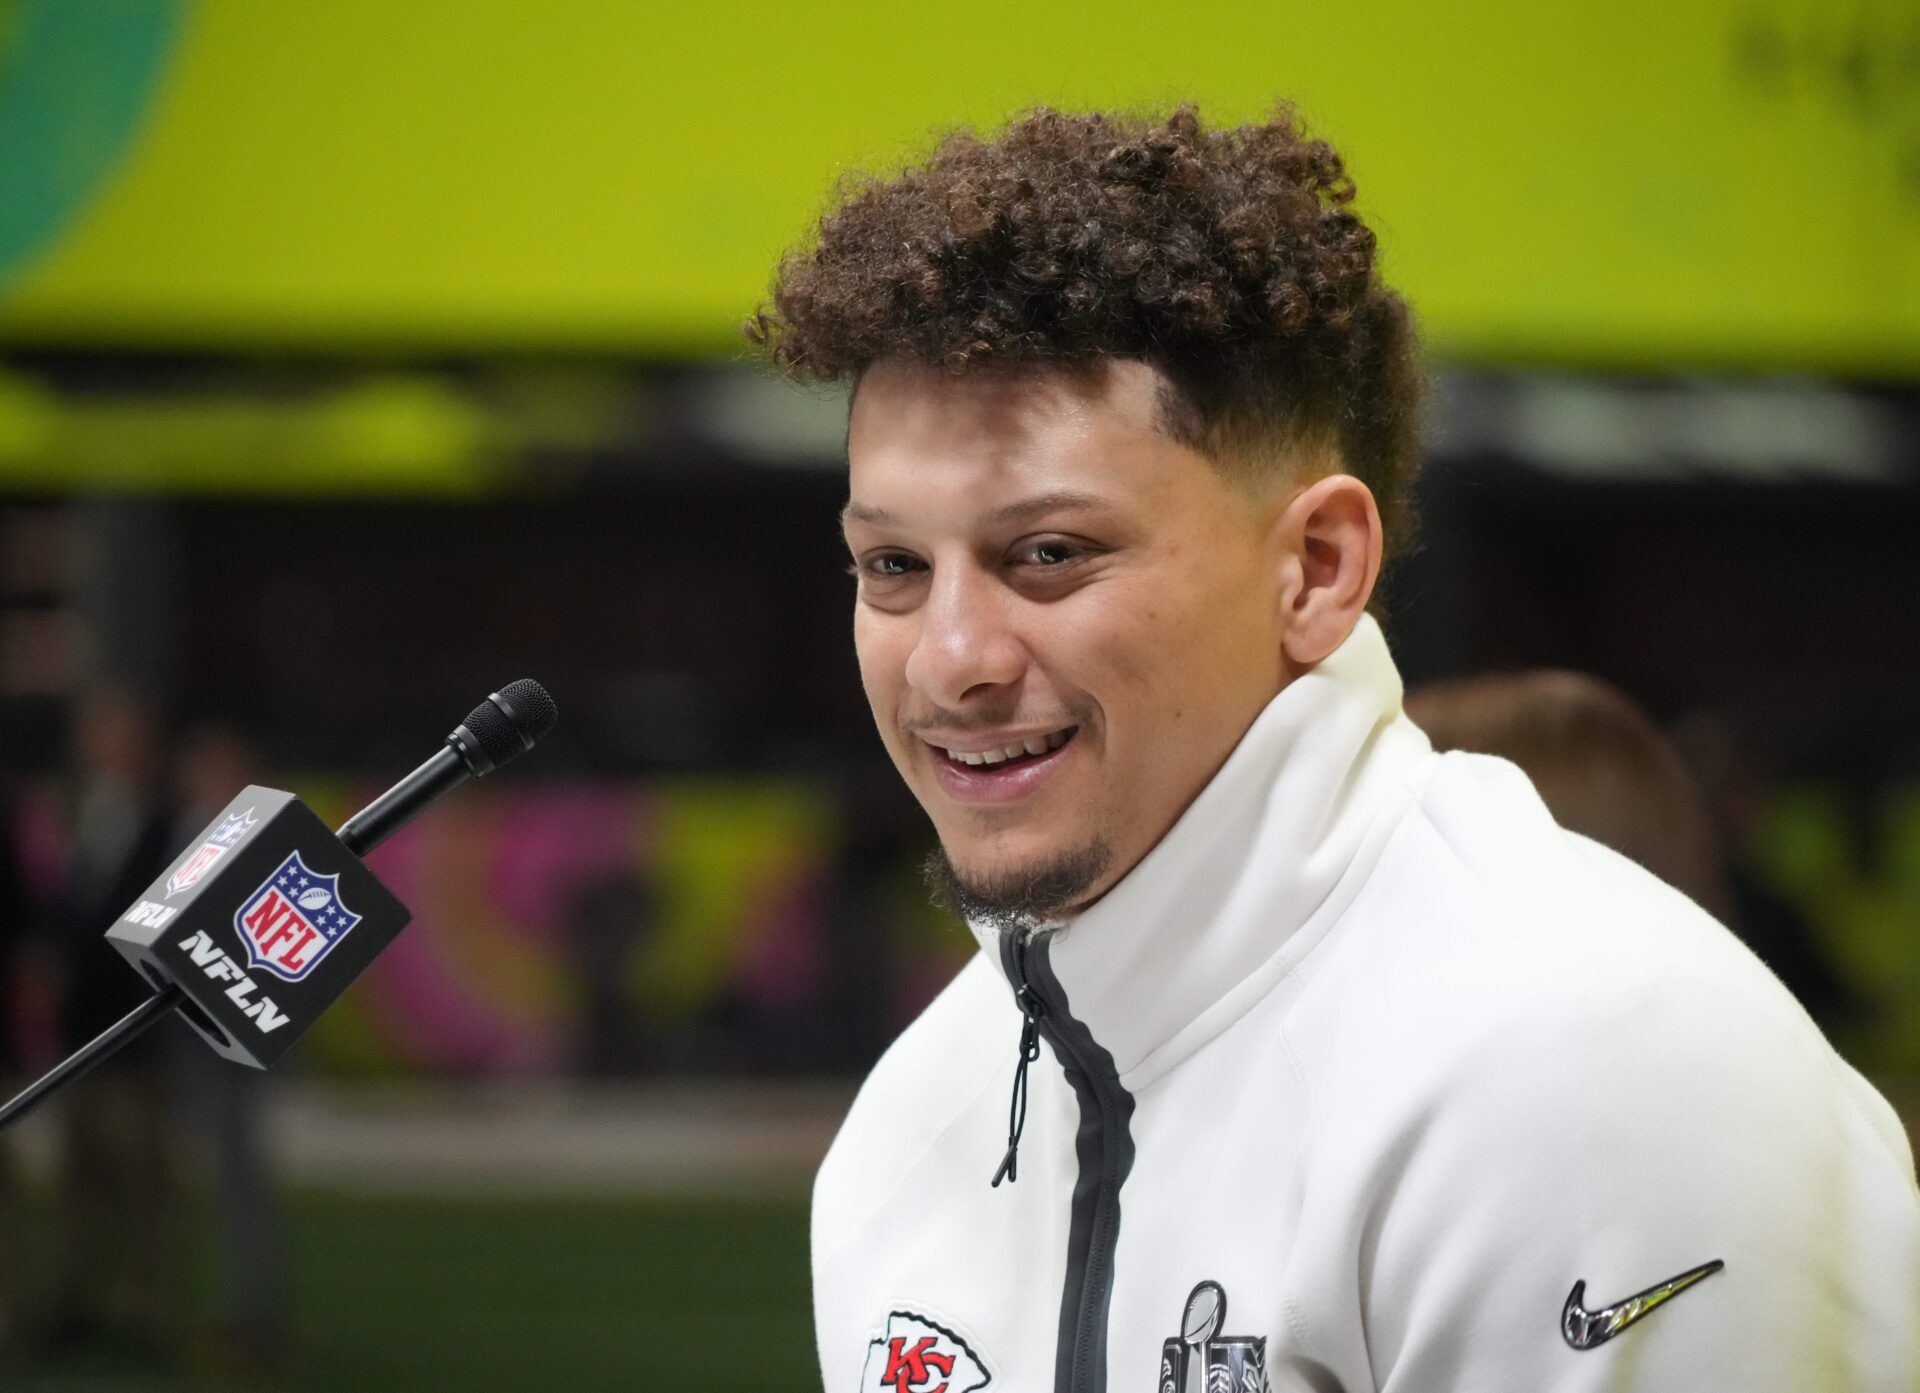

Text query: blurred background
(1, 0), (1917, 1388)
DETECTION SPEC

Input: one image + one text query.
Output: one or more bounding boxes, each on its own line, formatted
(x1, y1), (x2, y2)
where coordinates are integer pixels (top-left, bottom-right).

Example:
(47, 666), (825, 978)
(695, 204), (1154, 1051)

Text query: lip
(924, 726), (1079, 806)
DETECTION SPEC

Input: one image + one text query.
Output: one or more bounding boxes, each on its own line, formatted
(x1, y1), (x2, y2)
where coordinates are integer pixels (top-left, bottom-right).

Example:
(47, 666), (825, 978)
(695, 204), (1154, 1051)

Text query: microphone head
(491, 679), (558, 747)
(449, 679), (557, 775)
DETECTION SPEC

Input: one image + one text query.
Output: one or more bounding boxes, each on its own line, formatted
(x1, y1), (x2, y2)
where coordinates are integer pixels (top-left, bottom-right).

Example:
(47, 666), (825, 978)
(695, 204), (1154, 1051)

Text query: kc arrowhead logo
(860, 1310), (991, 1393)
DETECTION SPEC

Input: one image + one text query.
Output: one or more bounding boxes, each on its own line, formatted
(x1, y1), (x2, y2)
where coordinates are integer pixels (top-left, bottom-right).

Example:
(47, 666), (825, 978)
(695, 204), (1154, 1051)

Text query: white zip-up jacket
(813, 616), (1920, 1393)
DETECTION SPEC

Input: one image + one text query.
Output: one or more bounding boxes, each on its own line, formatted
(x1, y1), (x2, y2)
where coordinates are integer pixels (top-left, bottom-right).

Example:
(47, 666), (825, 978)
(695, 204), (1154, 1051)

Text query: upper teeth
(946, 729), (1072, 765)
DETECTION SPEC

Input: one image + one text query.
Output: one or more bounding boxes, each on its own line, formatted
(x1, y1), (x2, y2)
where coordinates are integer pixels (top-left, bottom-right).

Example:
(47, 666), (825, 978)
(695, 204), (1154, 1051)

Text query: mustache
(900, 706), (1090, 740)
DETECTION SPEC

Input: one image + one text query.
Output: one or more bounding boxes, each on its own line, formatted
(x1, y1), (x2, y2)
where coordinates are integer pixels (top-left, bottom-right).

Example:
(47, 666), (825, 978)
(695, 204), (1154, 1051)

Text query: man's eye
(849, 552), (923, 580)
(1021, 539), (1079, 567)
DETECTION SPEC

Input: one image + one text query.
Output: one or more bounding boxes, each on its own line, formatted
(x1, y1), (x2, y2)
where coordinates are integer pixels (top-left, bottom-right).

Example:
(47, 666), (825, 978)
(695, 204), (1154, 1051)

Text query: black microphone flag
(0, 679), (557, 1131)
(105, 785), (410, 1070)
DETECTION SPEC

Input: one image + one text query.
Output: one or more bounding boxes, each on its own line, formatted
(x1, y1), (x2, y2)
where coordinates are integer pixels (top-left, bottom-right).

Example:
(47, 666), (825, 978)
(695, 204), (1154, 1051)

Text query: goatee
(921, 838), (1113, 935)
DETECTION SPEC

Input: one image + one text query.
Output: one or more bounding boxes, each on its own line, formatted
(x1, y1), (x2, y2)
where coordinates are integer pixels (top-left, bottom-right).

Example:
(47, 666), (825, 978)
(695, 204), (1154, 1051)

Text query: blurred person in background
(565, 868), (661, 1075)
(819, 766), (937, 1068)
(1672, 712), (1871, 1033)
(0, 781), (28, 1360)
(750, 104), (1920, 1390)
(38, 687), (181, 1369)
(1404, 671), (1729, 914)
(1406, 674), (1867, 1034)
(168, 719), (286, 1374)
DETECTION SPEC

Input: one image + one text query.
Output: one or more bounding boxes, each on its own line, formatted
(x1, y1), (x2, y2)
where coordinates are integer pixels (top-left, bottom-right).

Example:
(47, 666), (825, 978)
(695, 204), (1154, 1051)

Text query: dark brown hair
(747, 104), (1424, 557)
(1405, 670), (1731, 917)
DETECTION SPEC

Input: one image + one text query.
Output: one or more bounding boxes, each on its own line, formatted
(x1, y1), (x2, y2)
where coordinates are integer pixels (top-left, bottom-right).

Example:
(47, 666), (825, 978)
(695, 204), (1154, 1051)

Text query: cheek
(1045, 582), (1186, 712)
(852, 610), (910, 713)
(1163, 550), (1272, 654)
(1086, 568), (1268, 720)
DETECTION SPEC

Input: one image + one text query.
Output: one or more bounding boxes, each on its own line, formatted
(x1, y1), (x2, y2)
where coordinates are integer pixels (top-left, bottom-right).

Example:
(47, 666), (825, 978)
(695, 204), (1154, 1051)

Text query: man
(169, 720), (286, 1371)
(45, 688), (181, 1367)
(748, 106), (1919, 1391)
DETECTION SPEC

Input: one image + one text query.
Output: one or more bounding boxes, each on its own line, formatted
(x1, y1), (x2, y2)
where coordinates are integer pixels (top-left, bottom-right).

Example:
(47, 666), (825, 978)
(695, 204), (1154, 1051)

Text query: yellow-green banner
(2, 0), (1915, 372)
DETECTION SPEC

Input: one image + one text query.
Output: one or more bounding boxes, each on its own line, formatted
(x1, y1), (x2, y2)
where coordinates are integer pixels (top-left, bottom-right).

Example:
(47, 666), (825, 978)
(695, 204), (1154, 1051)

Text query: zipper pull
(992, 966), (1046, 1188)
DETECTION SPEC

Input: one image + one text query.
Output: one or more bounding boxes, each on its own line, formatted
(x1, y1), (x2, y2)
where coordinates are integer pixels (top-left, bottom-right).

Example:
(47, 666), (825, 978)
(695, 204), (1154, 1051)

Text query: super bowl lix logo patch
(166, 806), (260, 897)
(234, 851), (361, 981)
(1160, 1282), (1270, 1393)
(860, 1309), (991, 1393)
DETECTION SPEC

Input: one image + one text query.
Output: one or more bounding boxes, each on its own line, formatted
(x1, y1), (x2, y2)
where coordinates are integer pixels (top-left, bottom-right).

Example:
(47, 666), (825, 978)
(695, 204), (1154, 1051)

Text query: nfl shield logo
(234, 851), (362, 982)
(167, 807), (260, 898)
(209, 807), (260, 848)
(167, 842), (226, 898)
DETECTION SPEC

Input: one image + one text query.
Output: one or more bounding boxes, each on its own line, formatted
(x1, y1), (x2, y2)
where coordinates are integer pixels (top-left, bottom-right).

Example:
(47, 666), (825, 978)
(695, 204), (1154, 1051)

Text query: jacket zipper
(998, 928), (1137, 1393)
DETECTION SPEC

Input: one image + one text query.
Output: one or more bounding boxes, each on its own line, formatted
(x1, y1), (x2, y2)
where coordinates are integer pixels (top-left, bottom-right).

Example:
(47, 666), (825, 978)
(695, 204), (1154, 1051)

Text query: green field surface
(3, 1190), (816, 1392)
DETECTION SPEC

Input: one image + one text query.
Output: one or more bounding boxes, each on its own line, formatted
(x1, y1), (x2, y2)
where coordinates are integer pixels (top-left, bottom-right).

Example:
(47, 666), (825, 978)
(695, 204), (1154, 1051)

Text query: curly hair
(746, 103), (1424, 561)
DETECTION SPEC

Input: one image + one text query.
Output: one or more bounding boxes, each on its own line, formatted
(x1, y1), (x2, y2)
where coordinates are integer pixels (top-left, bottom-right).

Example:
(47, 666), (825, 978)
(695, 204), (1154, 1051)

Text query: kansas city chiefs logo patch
(860, 1310), (991, 1393)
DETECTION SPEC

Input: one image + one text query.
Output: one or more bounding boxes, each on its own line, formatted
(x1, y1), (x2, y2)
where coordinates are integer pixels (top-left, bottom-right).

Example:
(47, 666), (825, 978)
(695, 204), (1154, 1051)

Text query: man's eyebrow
(839, 500), (894, 527)
(987, 489), (1114, 524)
(840, 489), (1114, 529)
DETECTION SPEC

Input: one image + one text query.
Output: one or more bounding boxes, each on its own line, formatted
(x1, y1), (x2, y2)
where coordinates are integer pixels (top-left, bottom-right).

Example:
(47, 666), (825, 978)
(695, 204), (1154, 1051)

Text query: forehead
(845, 359), (1185, 521)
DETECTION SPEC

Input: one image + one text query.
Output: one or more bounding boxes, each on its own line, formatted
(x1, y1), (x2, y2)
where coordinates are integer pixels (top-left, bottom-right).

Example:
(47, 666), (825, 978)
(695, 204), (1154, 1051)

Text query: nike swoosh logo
(1561, 1260), (1724, 1349)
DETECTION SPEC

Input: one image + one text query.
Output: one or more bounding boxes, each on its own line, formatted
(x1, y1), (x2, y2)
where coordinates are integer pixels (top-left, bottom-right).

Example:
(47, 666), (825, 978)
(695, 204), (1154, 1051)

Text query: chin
(942, 829), (1076, 881)
(923, 833), (1114, 930)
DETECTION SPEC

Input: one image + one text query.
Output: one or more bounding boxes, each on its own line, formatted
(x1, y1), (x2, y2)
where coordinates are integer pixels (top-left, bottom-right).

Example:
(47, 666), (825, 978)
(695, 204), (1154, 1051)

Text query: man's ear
(1275, 474), (1383, 668)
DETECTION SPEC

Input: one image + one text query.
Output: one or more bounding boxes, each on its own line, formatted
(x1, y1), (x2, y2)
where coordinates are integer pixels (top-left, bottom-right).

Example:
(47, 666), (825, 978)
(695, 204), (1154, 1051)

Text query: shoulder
(812, 950), (1014, 1264)
(1339, 749), (1868, 1132)
(1304, 753), (1920, 1377)
(1292, 743), (1916, 1220)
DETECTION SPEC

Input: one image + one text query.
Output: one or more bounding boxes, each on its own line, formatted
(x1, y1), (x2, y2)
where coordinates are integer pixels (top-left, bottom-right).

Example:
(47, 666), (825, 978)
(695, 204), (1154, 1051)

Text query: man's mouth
(934, 726), (1077, 770)
(921, 725), (1081, 805)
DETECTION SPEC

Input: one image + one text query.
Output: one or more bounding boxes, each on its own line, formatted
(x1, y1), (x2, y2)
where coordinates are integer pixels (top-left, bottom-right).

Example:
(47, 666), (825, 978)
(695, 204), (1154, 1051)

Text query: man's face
(843, 359), (1296, 924)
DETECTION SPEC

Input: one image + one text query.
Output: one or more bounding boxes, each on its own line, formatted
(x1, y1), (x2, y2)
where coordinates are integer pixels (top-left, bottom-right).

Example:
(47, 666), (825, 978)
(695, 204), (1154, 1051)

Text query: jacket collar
(970, 614), (1432, 1087)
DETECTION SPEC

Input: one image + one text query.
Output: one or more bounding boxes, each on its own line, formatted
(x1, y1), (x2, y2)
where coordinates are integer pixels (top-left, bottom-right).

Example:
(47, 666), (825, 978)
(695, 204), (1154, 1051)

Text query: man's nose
(903, 565), (1026, 706)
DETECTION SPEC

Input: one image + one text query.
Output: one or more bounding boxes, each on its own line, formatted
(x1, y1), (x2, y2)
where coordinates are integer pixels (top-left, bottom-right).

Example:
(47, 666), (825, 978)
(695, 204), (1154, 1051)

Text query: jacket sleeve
(1357, 978), (1920, 1392)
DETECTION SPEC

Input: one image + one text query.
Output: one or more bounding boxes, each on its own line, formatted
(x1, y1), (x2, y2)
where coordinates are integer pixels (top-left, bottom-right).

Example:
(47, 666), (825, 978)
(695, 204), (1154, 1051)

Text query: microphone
(338, 679), (559, 855)
(0, 680), (557, 1132)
